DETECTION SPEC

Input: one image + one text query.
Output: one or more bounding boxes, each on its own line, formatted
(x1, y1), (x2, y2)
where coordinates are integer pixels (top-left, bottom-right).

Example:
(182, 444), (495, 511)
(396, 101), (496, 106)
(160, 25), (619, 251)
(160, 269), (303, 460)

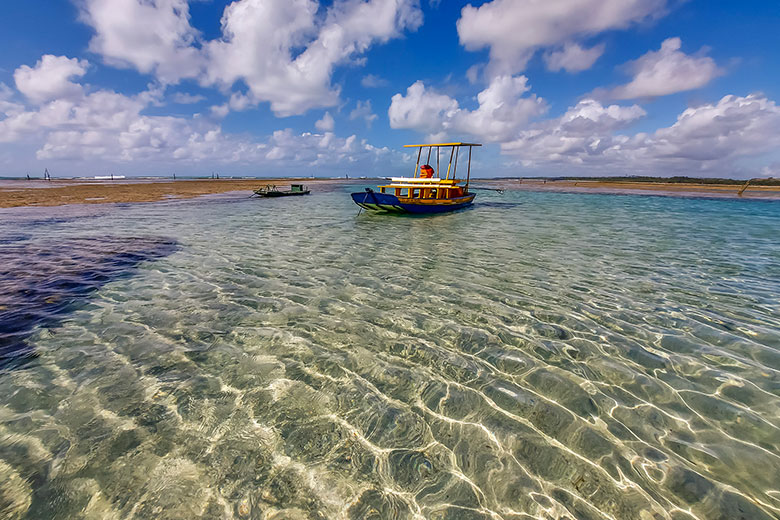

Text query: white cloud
(389, 75), (546, 142)
(457, 0), (667, 75)
(263, 129), (388, 167)
(0, 82), (14, 101)
(77, 0), (422, 117)
(465, 64), (483, 84)
(761, 163), (780, 178)
(13, 55), (89, 104)
(610, 37), (721, 99)
(202, 0), (422, 116)
(78, 0), (203, 83)
(228, 92), (253, 111)
(388, 81), (459, 137)
(501, 99), (646, 163)
(361, 74), (388, 88)
(502, 94), (780, 176)
(315, 111), (335, 131)
(210, 103), (230, 119)
(1, 66), (392, 172)
(349, 100), (378, 127)
(544, 42), (605, 73)
(171, 92), (205, 104)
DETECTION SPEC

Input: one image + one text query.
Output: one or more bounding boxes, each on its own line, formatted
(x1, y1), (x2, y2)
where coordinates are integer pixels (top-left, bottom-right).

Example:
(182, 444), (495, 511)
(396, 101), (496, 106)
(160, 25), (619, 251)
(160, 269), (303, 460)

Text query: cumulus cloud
(263, 128), (389, 167)
(315, 111), (335, 131)
(171, 92), (205, 104)
(610, 37), (722, 99)
(77, 0), (423, 117)
(203, 0), (422, 116)
(501, 99), (646, 163)
(0, 83), (13, 101)
(361, 74), (388, 88)
(78, 0), (203, 83)
(1, 64), (391, 171)
(13, 55), (89, 104)
(349, 100), (378, 127)
(389, 75), (546, 141)
(457, 0), (667, 75)
(502, 94), (780, 176)
(544, 42), (606, 73)
(210, 103), (230, 119)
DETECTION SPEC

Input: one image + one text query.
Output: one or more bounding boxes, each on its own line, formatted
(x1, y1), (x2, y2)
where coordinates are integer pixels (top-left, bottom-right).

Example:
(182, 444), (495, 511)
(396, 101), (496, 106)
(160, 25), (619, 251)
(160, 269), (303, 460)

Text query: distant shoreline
(487, 179), (780, 200)
(1, 177), (779, 208)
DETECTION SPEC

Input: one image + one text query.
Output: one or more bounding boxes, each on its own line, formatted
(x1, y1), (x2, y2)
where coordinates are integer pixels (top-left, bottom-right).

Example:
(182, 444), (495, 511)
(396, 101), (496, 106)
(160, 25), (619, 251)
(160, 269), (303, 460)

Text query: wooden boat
(254, 184), (310, 197)
(351, 142), (481, 214)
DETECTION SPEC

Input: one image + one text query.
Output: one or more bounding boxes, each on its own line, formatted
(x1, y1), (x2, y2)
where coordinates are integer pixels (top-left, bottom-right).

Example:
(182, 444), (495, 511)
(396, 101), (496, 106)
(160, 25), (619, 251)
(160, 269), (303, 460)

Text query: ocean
(1, 185), (779, 519)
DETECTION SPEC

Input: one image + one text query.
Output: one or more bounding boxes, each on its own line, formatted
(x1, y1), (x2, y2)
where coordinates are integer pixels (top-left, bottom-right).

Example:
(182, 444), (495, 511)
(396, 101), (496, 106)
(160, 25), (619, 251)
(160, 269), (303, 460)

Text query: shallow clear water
(1, 186), (779, 520)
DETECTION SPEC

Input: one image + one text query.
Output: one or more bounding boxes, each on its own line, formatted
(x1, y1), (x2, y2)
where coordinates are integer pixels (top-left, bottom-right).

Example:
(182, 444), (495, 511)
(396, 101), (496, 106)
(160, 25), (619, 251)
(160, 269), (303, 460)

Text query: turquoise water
(1, 186), (779, 520)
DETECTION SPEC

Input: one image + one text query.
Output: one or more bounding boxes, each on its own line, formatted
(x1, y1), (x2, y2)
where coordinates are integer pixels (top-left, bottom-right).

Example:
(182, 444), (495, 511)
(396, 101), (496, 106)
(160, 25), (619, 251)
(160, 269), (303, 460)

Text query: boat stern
(351, 189), (405, 212)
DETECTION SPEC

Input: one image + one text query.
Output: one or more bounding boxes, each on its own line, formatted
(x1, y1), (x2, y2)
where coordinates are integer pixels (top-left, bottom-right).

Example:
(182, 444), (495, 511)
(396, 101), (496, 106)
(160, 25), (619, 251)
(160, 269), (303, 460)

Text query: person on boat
(420, 164), (434, 178)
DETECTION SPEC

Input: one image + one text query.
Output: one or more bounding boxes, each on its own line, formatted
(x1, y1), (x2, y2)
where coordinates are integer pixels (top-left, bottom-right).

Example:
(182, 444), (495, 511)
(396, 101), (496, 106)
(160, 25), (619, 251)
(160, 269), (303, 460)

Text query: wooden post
(445, 146), (455, 180)
(453, 146), (460, 180)
(738, 179), (751, 196)
(466, 146), (472, 187)
(414, 147), (422, 177)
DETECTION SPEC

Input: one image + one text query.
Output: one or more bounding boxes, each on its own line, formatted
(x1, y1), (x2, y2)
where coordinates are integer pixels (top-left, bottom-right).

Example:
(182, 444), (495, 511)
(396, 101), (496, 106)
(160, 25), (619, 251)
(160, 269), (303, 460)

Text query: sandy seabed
(0, 179), (338, 208)
(1, 178), (779, 208)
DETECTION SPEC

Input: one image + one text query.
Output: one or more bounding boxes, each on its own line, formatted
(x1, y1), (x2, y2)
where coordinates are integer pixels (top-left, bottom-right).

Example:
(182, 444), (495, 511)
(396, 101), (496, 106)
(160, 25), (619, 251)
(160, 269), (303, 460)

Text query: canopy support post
(453, 146), (460, 180)
(466, 146), (472, 188)
(445, 146), (455, 180)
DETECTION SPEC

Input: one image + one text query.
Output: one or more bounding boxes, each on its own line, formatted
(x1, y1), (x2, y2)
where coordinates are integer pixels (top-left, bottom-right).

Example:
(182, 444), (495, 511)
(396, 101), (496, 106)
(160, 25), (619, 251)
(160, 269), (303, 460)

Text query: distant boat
(253, 184), (311, 197)
(351, 142), (481, 214)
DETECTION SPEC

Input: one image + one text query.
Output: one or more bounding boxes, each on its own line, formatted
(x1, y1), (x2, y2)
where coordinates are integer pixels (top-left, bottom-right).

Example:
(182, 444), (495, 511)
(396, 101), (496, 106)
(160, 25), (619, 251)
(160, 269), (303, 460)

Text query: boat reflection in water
(351, 142), (481, 214)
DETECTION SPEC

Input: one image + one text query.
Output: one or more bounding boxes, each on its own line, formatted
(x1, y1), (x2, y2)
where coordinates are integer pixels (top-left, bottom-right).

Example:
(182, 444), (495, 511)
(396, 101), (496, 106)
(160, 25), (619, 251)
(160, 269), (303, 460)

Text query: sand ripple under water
(0, 188), (779, 519)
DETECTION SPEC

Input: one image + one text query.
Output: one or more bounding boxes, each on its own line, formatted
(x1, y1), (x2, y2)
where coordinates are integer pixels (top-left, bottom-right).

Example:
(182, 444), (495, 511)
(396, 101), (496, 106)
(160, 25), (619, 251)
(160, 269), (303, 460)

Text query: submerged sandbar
(1, 177), (779, 208)
(0, 178), (335, 208)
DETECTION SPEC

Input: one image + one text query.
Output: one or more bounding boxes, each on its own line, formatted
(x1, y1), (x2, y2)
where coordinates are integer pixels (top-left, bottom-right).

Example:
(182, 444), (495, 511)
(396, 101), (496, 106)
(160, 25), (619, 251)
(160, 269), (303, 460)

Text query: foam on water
(0, 187), (779, 519)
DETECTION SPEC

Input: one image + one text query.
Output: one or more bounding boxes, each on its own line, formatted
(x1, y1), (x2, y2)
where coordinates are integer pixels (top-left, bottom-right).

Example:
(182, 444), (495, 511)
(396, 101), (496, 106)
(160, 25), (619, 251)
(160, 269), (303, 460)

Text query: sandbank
(0, 178), (335, 208)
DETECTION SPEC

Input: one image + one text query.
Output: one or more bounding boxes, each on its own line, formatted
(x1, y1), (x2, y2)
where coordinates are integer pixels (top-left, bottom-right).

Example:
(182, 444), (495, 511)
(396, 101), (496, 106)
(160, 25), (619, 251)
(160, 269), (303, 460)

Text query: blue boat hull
(351, 190), (475, 214)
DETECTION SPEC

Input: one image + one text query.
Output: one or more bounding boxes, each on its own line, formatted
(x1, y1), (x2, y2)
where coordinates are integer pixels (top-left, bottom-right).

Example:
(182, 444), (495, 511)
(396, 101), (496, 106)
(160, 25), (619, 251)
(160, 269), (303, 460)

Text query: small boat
(254, 184), (311, 197)
(351, 142), (481, 214)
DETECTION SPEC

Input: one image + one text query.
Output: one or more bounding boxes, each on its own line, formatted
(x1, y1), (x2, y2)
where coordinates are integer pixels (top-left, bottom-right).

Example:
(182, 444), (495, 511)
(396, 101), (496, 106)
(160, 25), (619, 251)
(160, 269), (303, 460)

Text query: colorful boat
(351, 142), (481, 214)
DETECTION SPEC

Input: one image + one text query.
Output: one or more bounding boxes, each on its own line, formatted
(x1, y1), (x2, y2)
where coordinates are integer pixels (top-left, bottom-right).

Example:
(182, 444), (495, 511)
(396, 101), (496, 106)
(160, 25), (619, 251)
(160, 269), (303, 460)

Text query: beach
(2, 177), (779, 209)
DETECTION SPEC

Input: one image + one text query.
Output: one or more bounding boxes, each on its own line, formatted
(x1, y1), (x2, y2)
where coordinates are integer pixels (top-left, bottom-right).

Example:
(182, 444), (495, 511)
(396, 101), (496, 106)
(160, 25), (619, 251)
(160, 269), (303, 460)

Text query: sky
(0, 0), (779, 179)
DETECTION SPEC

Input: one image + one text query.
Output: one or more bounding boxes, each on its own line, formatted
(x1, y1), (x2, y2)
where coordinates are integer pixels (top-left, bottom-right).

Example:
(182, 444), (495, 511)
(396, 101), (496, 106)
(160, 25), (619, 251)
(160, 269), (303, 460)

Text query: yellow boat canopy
(403, 142), (482, 148)
(402, 142), (481, 184)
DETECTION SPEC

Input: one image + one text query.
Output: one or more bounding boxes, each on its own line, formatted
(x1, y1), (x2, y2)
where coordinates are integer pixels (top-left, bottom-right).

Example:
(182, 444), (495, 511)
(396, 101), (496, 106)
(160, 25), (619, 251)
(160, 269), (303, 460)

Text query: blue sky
(1, 0), (779, 178)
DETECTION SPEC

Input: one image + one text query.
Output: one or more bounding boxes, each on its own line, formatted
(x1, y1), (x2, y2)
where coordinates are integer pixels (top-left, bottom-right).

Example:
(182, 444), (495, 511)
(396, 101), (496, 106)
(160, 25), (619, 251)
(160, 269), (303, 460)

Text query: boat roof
(388, 177), (460, 183)
(379, 183), (463, 189)
(403, 142), (482, 148)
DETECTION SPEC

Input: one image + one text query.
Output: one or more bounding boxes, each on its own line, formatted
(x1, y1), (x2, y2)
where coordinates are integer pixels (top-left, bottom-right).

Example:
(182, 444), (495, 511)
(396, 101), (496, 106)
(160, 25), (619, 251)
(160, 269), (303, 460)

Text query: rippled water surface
(1, 186), (779, 520)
